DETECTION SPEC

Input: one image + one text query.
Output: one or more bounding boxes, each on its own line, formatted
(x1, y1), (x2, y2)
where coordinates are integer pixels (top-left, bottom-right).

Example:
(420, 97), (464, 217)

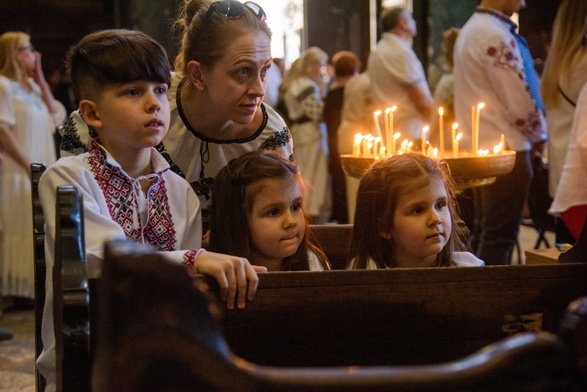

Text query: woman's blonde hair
(173, 0), (271, 73)
(541, 0), (587, 109)
(0, 31), (30, 81)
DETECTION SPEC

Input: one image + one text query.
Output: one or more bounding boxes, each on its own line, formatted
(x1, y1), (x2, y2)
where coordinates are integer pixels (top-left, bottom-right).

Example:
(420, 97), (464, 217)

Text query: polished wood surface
(309, 224), (353, 270)
(92, 239), (583, 391)
(200, 263), (587, 367)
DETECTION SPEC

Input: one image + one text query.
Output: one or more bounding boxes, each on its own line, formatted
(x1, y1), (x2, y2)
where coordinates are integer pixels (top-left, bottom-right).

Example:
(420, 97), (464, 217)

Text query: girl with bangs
(210, 151), (330, 271)
(347, 153), (484, 269)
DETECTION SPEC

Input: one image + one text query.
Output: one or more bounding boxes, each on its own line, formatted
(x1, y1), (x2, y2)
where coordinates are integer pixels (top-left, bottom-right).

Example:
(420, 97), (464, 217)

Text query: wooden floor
(0, 225), (556, 390)
(0, 307), (35, 391)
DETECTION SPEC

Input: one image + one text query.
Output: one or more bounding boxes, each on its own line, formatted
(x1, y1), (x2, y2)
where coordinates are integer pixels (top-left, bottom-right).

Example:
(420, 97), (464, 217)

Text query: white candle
(471, 105), (477, 155)
(353, 133), (363, 157)
(373, 110), (383, 139)
(474, 103), (485, 157)
(438, 107), (444, 159)
(374, 137), (381, 158)
(391, 132), (400, 156)
(421, 125), (429, 156)
(451, 123), (459, 158)
(379, 146), (386, 158)
(500, 133), (505, 154)
(384, 108), (391, 154)
(455, 132), (462, 157)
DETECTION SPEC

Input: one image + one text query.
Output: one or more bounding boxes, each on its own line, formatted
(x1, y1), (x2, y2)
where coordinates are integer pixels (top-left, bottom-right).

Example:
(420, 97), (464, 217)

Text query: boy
(37, 29), (263, 390)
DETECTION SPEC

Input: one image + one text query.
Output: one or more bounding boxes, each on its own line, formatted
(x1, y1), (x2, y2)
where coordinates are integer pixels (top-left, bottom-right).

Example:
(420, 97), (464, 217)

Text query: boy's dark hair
(209, 151), (330, 271)
(67, 29), (171, 101)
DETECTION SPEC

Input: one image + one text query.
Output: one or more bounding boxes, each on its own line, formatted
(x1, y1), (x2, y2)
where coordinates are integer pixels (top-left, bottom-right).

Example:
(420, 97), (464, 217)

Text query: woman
(283, 47), (331, 223)
(323, 51), (362, 224)
(59, 0), (294, 234)
(541, 0), (587, 242)
(0, 32), (65, 300)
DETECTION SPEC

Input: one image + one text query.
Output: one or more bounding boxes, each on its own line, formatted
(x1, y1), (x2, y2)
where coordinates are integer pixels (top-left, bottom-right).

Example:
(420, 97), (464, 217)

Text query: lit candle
(353, 133), (363, 157)
(474, 103), (485, 157)
(384, 108), (391, 154)
(373, 110), (383, 139)
(471, 105), (477, 155)
(379, 146), (386, 158)
(362, 136), (369, 157)
(421, 125), (429, 156)
(451, 123), (458, 158)
(438, 107), (445, 159)
(500, 133), (505, 154)
(455, 132), (462, 157)
(391, 132), (400, 156)
(373, 137), (381, 158)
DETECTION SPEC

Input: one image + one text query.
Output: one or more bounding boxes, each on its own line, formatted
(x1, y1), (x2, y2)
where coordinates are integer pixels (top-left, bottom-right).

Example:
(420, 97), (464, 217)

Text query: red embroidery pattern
(486, 41), (523, 81)
(88, 141), (177, 251)
(182, 249), (199, 273)
(515, 108), (544, 144)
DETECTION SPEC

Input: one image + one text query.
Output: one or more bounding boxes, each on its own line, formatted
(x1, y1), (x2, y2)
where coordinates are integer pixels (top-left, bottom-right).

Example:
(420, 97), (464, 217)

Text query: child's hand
(194, 251), (267, 309)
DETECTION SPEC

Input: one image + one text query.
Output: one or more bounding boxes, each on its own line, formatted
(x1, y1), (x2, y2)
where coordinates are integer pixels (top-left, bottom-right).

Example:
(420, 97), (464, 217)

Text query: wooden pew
(30, 162), (47, 392)
(199, 263), (587, 369)
(53, 185), (91, 392)
(310, 224), (352, 270)
(91, 239), (584, 391)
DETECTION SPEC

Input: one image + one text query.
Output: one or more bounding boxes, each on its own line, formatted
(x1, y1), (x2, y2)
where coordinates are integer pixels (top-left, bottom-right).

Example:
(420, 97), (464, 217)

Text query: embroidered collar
(175, 76), (268, 144)
(475, 6), (518, 30)
(90, 140), (171, 175)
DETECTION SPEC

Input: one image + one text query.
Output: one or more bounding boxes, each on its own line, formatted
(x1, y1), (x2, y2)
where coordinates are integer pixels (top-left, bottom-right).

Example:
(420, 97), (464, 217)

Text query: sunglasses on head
(193, 1), (266, 49)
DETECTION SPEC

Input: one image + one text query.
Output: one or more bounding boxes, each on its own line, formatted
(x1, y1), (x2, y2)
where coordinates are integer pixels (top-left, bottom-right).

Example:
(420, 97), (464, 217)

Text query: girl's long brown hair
(210, 151), (330, 271)
(347, 153), (468, 269)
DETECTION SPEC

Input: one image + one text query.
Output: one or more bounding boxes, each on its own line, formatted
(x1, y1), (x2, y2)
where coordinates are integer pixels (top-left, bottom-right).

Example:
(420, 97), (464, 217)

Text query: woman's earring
(199, 85), (206, 92)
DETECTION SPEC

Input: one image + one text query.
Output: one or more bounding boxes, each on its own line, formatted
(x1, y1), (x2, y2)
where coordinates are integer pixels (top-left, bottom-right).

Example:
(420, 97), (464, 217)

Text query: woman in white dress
(283, 47), (331, 223)
(0, 32), (65, 299)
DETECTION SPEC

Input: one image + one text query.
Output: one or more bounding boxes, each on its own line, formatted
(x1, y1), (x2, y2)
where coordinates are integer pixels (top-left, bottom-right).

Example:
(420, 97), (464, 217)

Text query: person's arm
(30, 51), (60, 115)
(41, 161), (265, 310)
(483, 32), (545, 142)
(0, 124), (30, 175)
(407, 82), (434, 121)
(185, 250), (265, 309)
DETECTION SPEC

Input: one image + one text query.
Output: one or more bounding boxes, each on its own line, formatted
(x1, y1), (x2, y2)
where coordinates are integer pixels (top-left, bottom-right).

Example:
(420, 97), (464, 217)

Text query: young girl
(210, 151), (330, 271)
(347, 153), (484, 269)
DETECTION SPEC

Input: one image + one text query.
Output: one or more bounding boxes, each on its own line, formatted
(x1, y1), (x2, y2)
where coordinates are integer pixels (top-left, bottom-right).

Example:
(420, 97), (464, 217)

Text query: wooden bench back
(30, 162), (46, 392)
(200, 263), (587, 368)
(53, 185), (91, 392)
(309, 224), (352, 270)
(92, 239), (583, 391)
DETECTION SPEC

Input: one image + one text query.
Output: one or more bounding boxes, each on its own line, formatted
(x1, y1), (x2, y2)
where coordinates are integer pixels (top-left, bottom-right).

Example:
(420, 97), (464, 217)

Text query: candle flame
(393, 132), (401, 140)
(385, 107), (392, 114)
(374, 110), (382, 117)
(477, 102), (485, 110)
(452, 123), (458, 130)
(456, 133), (463, 141)
(439, 107), (444, 116)
(422, 125), (429, 133)
(391, 105), (397, 112)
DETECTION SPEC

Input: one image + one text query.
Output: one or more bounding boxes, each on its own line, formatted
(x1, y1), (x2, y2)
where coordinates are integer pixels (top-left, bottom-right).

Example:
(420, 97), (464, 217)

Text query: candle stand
(340, 150), (516, 190)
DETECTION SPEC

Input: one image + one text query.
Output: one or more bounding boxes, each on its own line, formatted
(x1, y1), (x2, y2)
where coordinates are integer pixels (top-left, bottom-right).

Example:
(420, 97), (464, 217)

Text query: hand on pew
(185, 250), (267, 309)
(92, 239), (587, 391)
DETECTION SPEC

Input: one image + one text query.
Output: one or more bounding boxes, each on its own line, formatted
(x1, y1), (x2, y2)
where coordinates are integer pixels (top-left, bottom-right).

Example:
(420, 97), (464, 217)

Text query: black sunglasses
(193, 1), (266, 50)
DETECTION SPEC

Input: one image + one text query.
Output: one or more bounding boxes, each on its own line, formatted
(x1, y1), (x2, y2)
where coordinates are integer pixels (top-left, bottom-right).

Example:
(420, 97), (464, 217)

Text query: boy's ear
(78, 99), (103, 129)
(186, 60), (206, 91)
